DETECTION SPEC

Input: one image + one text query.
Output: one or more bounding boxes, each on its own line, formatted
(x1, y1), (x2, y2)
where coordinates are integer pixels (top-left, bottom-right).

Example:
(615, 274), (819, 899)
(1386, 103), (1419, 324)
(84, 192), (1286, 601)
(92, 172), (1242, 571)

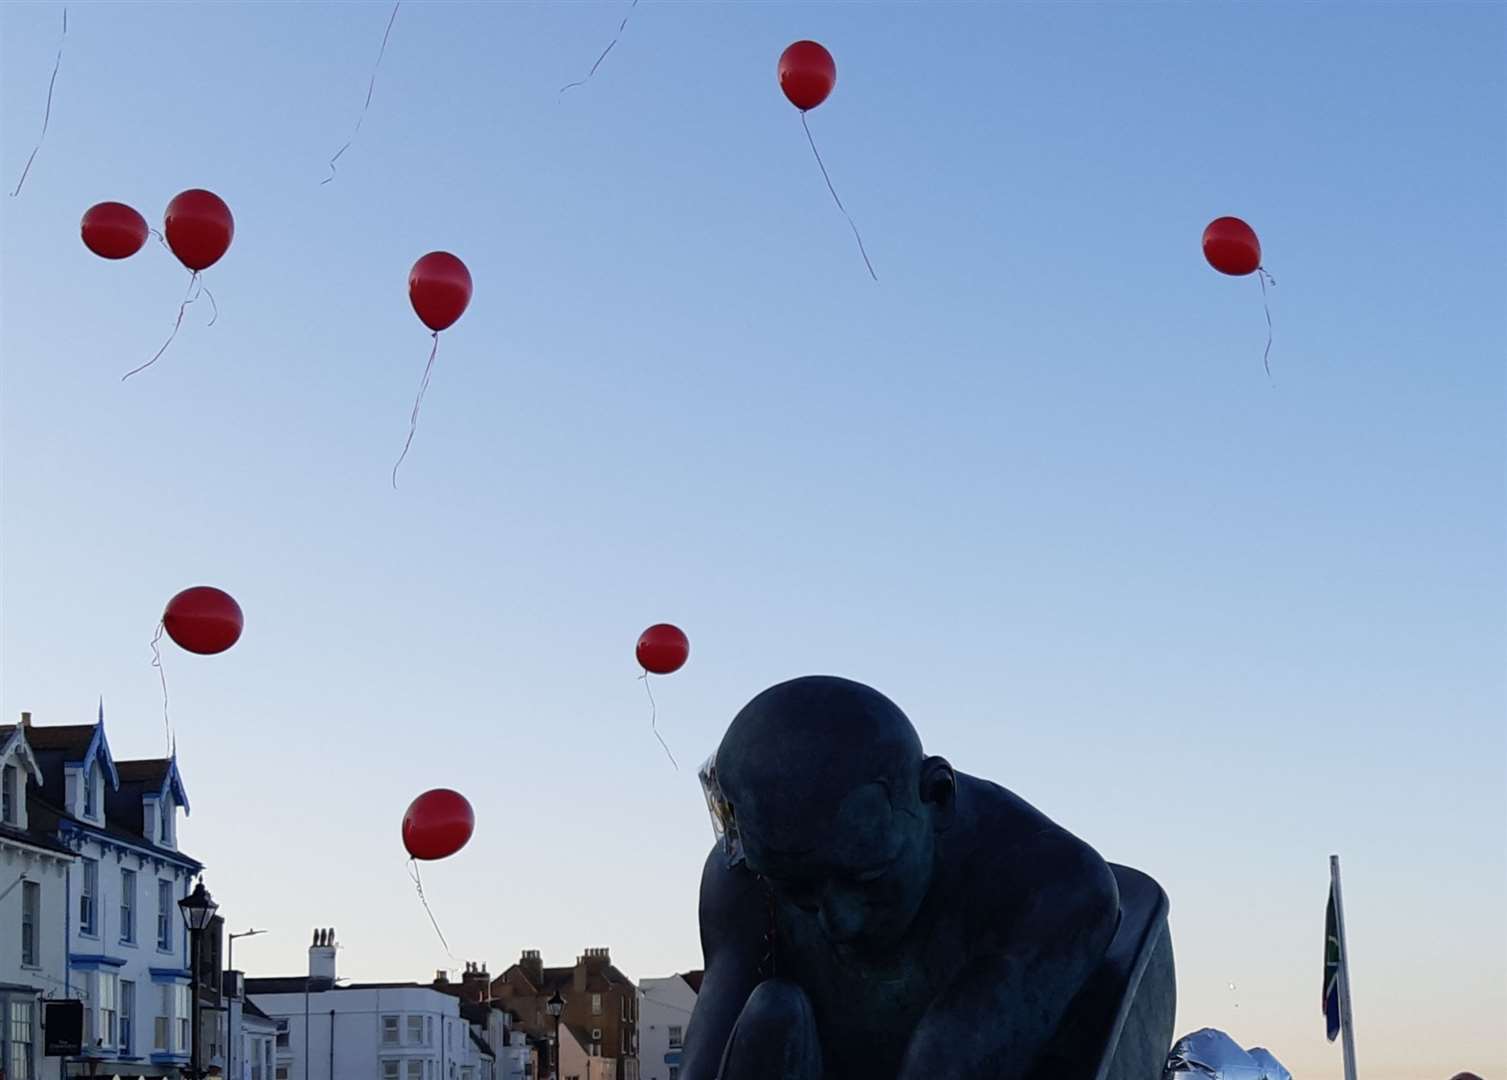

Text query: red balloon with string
(402, 789), (475, 861)
(1202, 216), (1277, 376)
(392, 252), (473, 486)
(165, 189), (234, 272)
(121, 190), (234, 380)
(162, 587), (243, 655)
(81, 202), (148, 260)
(638, 623), (689, 675)
(777, 40), (875, 279)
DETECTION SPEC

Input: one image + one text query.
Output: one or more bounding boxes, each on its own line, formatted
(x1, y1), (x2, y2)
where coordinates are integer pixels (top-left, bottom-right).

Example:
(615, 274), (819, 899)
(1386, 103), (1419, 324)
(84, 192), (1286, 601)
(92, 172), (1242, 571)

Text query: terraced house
(17, 706), (204, 1078)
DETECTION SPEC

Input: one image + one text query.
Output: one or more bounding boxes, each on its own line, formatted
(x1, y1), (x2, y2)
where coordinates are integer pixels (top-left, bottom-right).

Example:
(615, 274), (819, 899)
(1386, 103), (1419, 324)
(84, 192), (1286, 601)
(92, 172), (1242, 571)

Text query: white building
(635, 974), (698, 1080)
(1, 715), (80, 1080)
(248, 930), (496, 1080)
(5, 708), (203, 1079)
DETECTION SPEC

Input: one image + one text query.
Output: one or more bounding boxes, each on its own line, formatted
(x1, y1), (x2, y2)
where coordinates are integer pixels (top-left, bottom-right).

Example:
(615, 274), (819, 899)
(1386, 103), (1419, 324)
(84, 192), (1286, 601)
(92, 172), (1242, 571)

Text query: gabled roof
(29, 709), (121, 805)
(109, 755), (191, 834)
(0, 725), (44, 786)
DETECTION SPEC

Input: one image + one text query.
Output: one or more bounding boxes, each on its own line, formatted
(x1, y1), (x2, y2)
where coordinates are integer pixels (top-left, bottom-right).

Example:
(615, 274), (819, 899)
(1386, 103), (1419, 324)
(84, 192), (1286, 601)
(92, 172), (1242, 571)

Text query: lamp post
(546, 991), (565, 1080)
(179, 878), (219, 1080)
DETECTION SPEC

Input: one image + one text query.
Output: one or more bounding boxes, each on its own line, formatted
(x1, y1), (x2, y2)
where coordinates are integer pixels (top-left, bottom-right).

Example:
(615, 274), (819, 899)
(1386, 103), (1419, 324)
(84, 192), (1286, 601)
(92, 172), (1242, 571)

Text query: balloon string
(407, 859), (457, 959)
(323, 0), (400, 184)
(1257, 266), (1276, 380)
(9, 6), (66, 198)
(123, 271), (204, 381)
(559, 0), (639, 96)
(801, 111), (877, 282)
(392, 331), (439, 487)
(150, 621), (172, 755)
(639, 670), (678, 770)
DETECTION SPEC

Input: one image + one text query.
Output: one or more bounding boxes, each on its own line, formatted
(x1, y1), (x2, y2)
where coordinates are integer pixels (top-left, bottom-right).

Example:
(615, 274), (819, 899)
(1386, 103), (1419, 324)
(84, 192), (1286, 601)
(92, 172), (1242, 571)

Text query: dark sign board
(43, 999), (83, 1056)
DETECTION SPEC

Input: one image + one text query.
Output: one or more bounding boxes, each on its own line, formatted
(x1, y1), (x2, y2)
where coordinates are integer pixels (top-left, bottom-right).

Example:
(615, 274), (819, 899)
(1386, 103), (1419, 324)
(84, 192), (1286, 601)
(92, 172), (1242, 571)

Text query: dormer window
(84, 763), (97, 817)
(159, 800), (170, 846)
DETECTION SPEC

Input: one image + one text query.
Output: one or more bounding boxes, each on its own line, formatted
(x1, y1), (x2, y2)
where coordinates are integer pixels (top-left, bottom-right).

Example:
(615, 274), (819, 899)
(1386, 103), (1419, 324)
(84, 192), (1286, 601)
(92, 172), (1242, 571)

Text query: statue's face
(745, 779), (935, 953)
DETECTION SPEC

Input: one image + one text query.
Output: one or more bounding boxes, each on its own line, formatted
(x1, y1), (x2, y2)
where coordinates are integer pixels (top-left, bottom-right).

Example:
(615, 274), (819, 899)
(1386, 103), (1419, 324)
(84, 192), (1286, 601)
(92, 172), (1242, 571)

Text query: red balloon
(637, 623), (689, 675)
(779, 40), (836, 112)
(81, 202), (148, 260)
(1203, 216), (1262, 277)
(402, 789), (475, 861)
(409, 252), (472, 333)
(164, 189), (234, 272)
(162, 586), (243, 655)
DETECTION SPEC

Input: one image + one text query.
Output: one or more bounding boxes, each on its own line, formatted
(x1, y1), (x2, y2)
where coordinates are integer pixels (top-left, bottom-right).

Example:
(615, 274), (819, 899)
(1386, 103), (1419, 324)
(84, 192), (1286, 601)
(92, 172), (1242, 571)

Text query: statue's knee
(720, 980), (821, 1080)
(741, 979), (816, 1035)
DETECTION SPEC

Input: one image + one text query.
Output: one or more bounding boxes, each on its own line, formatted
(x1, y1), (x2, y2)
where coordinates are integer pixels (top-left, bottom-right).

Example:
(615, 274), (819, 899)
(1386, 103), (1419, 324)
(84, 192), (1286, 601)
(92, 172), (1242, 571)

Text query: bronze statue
(683, 676), (1175, 1080)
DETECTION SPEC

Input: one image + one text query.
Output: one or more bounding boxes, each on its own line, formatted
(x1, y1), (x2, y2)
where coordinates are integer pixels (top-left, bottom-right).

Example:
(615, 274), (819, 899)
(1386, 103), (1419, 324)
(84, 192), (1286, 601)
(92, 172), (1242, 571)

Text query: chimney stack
(20, 711), (31, 728)
(309, 927), (337, 985)
(461, 961), (490, 1002)
(520, 950), (543, 985)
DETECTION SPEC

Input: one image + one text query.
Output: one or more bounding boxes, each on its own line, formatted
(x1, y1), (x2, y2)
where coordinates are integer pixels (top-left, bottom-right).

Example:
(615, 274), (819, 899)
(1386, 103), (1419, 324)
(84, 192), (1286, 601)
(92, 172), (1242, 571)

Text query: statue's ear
(919, 756), (956, 831)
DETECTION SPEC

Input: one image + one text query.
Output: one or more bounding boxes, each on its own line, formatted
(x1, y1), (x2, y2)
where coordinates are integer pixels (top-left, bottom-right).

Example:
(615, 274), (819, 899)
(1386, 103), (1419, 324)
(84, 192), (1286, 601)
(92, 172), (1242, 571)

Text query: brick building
(492, 949), (638, 1080)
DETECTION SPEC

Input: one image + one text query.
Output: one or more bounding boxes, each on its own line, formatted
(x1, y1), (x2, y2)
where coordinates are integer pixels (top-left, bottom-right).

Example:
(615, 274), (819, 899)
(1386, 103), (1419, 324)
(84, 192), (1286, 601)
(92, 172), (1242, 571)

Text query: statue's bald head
(714, 676), (953, 950)
(717, 676), (924, 857)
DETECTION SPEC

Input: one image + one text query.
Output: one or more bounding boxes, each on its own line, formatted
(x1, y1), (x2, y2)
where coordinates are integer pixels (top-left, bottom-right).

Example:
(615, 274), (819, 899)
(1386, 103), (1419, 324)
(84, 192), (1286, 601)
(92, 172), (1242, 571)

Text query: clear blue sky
(3, 3), (1502, 1076)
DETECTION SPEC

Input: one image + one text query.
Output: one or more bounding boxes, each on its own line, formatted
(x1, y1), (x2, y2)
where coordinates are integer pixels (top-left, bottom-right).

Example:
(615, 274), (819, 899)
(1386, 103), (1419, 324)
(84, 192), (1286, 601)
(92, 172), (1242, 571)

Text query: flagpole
(1330, 854), (1359, 1080)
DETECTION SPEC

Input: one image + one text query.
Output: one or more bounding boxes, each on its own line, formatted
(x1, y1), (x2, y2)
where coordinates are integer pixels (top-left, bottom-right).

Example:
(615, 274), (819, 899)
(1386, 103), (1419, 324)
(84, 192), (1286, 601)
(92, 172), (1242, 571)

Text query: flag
(1324, 884), (1342, 1042)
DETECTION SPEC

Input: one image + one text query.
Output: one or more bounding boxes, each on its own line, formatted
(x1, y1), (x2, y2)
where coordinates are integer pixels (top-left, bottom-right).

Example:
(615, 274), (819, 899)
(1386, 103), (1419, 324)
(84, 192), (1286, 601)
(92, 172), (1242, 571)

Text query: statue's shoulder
(946, 774), (1118, 932)
(696, 844), (766, 952)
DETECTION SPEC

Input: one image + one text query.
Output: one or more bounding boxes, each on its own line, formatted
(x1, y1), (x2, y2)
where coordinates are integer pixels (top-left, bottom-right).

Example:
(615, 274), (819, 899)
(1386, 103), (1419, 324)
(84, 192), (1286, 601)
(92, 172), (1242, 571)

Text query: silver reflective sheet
(1247, 1049), (1293, 1080)
(1163, 1029), (1292, 1080)
(697, 752), (745, 867)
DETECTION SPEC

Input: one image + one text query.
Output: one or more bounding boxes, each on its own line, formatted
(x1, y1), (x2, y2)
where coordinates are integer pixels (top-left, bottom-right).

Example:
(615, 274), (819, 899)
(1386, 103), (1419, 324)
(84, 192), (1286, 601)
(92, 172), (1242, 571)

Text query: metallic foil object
(698, 753), (745, 867)
(1164, 1029), (1293, 1080)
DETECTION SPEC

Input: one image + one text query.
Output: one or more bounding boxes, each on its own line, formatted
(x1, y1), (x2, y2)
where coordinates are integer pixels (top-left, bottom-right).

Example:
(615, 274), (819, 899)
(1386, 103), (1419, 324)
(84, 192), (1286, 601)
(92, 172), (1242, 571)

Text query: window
(121, 869), (137, 943)
(591, 993), (602, 1015)
(383, 1016), (401, 1045)
(591, 1029), (601, 1041)
(155, 985), (171, 1050)
(425, 1016), (433, 1046)
(669, 1070), (679, 1080)
(20, 881), (40, 966)
(1, 763), (16, 824)
(276, 1023), (290, 1049)
(120, 981), (135, 1055)
(276, 1069), (289, 1080)
(407, 1061), (424, 1080)
(408, 1015), (424, 1044)
(667, 1026), (683, 1050)
(383, 1063), (400, 1080)
(176, 984), (191, 1051)
(9, 998), (35, 1080)
(80, 858), (98, 935)
(99, 973), (118, 1047)
(160, 800), (170, 845)
(157, 879), (173, 950)
(84, 764), (97, 817)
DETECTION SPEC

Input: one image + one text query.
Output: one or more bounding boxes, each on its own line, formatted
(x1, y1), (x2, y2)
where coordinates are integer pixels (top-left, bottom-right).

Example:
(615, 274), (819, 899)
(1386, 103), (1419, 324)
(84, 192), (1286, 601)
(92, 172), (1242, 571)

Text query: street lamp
(546, 991), (565, 1080)
(228, 927), (267, 974)
(179, 878), (219, 1080)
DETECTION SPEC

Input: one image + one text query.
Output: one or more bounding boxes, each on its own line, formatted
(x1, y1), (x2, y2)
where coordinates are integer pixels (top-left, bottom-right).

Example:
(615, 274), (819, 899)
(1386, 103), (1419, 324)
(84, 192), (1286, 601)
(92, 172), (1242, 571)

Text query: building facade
(491, 949), (638, 1080)
(0, 716), (79, 1080)
(2, 708), (203, 1079)
(248, 930), (495, 1080)
(635, 974), (698, 1080)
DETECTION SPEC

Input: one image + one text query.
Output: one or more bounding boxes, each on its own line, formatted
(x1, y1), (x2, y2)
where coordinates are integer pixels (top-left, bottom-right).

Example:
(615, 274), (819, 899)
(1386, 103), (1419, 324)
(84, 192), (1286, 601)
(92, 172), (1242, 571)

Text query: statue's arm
(897, 830), (1119, 1080)
(680, 845), (767, 1080)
